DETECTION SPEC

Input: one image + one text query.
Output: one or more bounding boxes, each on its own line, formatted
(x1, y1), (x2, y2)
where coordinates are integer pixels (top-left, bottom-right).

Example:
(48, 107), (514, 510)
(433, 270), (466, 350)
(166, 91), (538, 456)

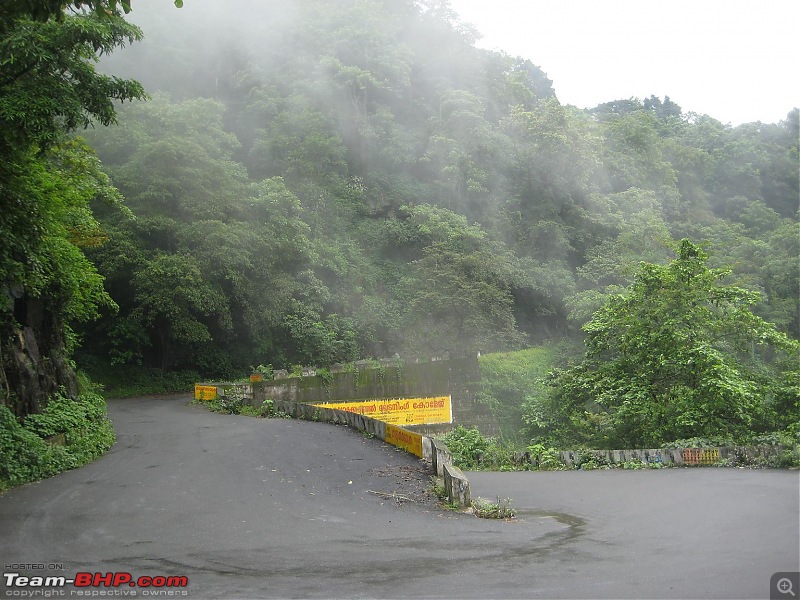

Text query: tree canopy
(0, 0), (177, 416)
(77, 1), (796, 388)
(1, 0), (797, 448)
(542, 240), (799, 448)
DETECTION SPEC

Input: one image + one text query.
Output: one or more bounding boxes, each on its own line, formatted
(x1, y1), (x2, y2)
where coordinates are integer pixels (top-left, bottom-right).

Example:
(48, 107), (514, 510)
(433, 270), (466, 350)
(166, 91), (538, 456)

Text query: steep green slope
(78, 0), (797, 388)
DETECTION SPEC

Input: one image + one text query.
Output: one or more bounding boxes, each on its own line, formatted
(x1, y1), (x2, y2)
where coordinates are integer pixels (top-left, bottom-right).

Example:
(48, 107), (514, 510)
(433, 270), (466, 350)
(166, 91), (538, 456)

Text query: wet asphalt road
(468, 469), (799, 599)
(1, 394), (798, 599)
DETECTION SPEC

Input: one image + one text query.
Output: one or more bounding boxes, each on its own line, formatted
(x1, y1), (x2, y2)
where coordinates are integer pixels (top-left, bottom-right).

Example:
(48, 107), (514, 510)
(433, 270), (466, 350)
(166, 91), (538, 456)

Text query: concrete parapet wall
(443, 463), (470, 507)
(272, 398), (471, 507)
(273, 399), (387, 441)
(559, 445), (794, 467)
(515, 444), (796, 468)
(431, 439), (452, 478)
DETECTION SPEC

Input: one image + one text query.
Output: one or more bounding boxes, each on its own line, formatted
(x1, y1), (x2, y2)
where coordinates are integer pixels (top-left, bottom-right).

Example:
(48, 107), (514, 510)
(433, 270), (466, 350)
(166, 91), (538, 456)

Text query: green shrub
(573, 448), (611, 470)
(442, 426), (489, 469)
(260, 398), (275, 415)
(662, 435), (737, 449)
(24, 392), (107, 438)
(205, 386), (250, 415)
(621, 459), (647, 470)
(527, 443), (566, 470)
(0, 392), (115, 492)
(238, 405), (262, 417)
(65, 418), (115, 463)
(442, 426), (516, 470)
(430, 476), (447, 502)
(250, 364), (274, 379)
(1, 405), (64, 489)
(747, 431), (797, 447)
(750, 448), (800, 469)
(472, 497), (515, 519)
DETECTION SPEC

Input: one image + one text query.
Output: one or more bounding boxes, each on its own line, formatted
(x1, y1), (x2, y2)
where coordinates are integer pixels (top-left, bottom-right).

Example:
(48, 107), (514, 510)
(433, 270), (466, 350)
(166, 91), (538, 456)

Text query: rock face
(2, 294), (78, 418)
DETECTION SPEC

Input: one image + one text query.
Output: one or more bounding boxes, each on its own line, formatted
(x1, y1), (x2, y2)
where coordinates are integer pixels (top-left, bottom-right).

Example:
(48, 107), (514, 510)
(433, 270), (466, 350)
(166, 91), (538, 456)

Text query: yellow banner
(385, 424), (423, 457)
(317, 395), (452, 425)
(194, 385), (218, 401)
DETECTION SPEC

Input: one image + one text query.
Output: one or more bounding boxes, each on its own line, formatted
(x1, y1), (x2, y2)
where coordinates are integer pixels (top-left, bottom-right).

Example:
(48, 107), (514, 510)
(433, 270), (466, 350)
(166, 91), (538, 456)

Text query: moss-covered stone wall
(253, 357), (499, 435)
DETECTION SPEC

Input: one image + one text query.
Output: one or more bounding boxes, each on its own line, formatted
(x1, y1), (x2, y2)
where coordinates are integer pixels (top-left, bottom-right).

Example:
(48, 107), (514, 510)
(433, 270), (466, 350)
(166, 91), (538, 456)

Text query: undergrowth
(82, 363), (201, 398)
(0, 392), (115, 492)
(472, 497), (516, 519)
(198, 393), (290, 419)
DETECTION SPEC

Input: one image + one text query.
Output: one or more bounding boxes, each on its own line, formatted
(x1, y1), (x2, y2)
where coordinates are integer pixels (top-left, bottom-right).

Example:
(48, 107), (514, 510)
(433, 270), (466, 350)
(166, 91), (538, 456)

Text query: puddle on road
(514, 509), (586, 529)
(108, 510), (591, 592)
(493, 508), (589, 568)
(513, 509), (587, 544)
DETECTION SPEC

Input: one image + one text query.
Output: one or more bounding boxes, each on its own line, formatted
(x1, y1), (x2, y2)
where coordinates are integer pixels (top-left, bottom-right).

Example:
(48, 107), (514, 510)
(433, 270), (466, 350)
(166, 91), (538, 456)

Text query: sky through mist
(449, 0), (799, 126)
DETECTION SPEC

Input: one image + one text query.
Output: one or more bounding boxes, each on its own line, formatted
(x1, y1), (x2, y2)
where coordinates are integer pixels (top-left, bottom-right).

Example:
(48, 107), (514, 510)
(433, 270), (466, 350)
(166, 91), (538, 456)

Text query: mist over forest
(74, 0), (797, 379)
(1, 0), (797, 455)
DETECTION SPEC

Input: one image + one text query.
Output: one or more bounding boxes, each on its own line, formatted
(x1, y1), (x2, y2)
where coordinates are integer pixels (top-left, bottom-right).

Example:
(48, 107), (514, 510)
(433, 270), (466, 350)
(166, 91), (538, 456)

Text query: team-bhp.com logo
(4, 572), (189, 596)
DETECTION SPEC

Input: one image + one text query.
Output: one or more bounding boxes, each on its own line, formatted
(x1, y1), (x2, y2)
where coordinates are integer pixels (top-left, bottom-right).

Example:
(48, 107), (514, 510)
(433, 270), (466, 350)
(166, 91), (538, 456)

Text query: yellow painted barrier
(317, 395), (452, 425)
(682, 448), (720, 465)
(194, 385), (218, 401)
(385, 424), (423, 458)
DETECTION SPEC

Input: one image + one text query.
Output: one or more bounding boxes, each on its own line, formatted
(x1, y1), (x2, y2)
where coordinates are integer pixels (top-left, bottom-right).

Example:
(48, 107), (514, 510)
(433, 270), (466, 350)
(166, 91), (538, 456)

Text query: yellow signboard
(249, 373), (263, 383)
(385, 424), (423, 457)
(316, 395), (452, 425)
(194, 385), (218, 401)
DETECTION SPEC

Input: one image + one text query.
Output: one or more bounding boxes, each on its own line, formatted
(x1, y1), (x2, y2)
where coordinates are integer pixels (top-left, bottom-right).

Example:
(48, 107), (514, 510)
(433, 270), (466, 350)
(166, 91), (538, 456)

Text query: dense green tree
(643, 95), (682, 120)
(568, 188), (673, 322)
(598, 109), (679, 198)
(79, 0), (798, 401)
(0, 9), (145, 152)
(245, 91), (350, 186)
(502, 99), (601, 218)
(759, 221), (800, 335)
(130, 252), (230, 372)
(545, 240), (799, 448)
(0, 1), (165, 416)
(390, 204), (523, 355)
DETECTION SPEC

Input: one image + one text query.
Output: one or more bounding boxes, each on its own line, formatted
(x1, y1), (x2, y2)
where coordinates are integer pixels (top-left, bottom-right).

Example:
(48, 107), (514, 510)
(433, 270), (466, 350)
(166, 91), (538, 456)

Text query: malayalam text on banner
(194, 385), (218, 401)
(316, 395), (452, 425)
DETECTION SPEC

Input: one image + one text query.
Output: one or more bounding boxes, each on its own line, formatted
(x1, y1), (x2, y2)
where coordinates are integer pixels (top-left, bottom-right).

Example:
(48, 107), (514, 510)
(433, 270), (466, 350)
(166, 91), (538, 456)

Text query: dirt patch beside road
(368, 463), (440, 508)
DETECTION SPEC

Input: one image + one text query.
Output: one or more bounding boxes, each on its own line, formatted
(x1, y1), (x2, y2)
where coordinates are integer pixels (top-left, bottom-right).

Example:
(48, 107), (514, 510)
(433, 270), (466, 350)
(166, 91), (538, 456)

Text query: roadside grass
(472, 497), (516, 519)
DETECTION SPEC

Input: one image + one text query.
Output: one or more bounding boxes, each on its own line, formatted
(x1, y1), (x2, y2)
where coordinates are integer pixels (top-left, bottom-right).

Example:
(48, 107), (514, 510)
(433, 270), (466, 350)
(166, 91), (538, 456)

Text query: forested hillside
(0, 0), (169, 489)
(1, 0), (797, 461)
(77, 0), (798, 382)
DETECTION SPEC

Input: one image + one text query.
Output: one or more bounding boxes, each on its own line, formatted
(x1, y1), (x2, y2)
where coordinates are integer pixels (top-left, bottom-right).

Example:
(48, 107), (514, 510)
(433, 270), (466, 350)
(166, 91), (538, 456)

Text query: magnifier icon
(777, 578), (796, 597)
